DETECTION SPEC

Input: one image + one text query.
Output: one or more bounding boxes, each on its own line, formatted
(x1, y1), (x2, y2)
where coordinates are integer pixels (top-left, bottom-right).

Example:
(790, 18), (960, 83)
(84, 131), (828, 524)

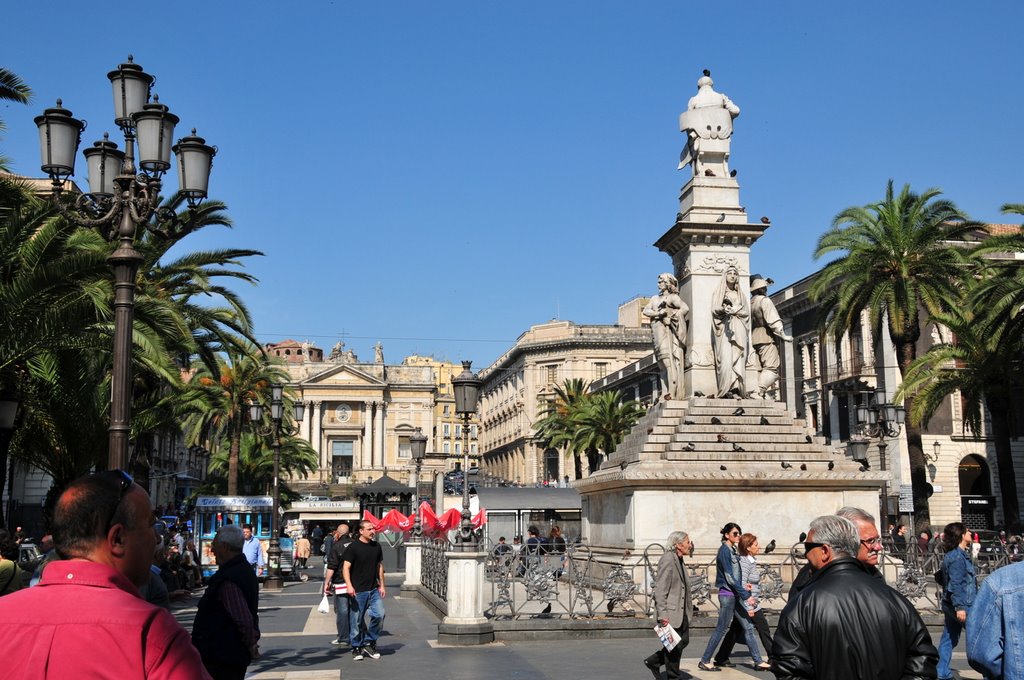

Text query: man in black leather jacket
(772, 515), (937, 680)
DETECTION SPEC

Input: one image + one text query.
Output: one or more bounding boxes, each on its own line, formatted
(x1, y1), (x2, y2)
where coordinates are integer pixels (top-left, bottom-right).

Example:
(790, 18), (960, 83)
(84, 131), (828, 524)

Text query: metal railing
(421, 537), (450, 602)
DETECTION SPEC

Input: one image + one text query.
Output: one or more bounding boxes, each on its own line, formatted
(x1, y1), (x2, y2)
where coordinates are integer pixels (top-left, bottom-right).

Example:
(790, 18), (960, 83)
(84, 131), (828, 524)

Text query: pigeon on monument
(732, 443), (745, 452)
(764, 539), (776, 554)
(720, 465), (728, 471)
(733, 406), (745, 416)
(759, 415), (770, 425)
(799, 463), (807, 471)
(541, 603), (552, 614)
(682, 442), (696, 452)
(716, 213), (725, 222)
(799, 532), (807, 543)
(859, 464), (868, 472)
(760, 216), (771, 224)
(730, 169), (737, 177)
(781, 461), (793, 469)
(694, 391), (705, 397)
(804, 435), (813, 444)
(684, 419), (696, 425)
(704, 169), (716, 176)
(711, 416), (722, 425)
(717, 434), (727, 443)
(827, 461), (835, 470)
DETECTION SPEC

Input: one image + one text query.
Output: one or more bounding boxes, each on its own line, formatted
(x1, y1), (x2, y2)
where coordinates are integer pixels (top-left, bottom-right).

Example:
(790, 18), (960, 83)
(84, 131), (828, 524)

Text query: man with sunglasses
(772, 515), (937, 679)
(0, 470), (211, 679)
(788, 506), (884, 596)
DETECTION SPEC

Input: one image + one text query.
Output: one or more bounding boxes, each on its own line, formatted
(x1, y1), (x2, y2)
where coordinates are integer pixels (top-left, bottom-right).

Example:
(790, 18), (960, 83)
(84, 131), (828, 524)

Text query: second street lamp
(409, 427), (428, 537)
(35, 56), (216, 471)
(250, 384), (304, 590)
(451, 360), (482, 550)
(853, 388), (907, 534)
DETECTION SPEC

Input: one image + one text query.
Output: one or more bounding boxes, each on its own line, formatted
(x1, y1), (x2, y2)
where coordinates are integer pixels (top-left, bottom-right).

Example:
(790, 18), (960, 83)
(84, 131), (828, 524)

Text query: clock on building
(335, 403), (352, 423)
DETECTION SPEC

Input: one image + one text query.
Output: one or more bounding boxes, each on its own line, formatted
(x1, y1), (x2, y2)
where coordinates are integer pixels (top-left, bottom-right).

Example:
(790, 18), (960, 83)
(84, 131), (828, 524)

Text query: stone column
(400, 538), (422, 596)
(437, 548), (494, 645)
(311, 401), (323, 469)
(375, 401), (386, 470)
(362, 401), (372, 471)
(783, 319), (796, 412)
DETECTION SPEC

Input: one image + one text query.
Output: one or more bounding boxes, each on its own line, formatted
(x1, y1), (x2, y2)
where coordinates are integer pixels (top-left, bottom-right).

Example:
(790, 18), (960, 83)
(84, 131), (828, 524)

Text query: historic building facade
(478, 318), (652, 486)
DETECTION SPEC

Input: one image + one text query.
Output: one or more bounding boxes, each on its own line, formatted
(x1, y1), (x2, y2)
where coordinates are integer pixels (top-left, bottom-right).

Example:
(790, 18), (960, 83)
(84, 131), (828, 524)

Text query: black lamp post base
(263, 576), (284, 591)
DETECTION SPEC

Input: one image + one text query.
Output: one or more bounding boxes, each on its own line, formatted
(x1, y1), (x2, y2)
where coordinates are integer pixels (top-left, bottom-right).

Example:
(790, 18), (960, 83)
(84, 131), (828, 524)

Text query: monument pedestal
(578, 399), (886, 550)
(400, 539), (422, 596)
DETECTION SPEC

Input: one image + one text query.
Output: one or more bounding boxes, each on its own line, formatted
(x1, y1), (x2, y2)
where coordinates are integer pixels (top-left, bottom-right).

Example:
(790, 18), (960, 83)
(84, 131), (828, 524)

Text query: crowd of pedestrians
(3, 472), (1023, 679)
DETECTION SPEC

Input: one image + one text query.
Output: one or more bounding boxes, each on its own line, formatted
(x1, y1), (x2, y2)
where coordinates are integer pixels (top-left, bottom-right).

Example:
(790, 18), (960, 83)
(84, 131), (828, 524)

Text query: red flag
(471, 508), (487, 528)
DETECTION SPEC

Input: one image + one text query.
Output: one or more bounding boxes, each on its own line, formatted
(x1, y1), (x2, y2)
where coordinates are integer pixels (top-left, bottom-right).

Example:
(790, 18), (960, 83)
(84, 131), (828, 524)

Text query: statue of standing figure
(642, 273), (689, 400)
(749, 276), (793, 399)
(711, 265), (749, 398)
(678, 69), (741, 179)
(374, 342), (384, 364)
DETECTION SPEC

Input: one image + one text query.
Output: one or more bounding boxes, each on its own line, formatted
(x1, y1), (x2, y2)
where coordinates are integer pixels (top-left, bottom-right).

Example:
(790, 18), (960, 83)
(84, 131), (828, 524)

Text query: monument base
(578, 399), (886, 550)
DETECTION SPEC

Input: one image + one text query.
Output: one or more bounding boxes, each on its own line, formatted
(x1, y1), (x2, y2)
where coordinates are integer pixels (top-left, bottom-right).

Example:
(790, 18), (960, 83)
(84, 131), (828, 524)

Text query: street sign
(898, 484), (914, 513)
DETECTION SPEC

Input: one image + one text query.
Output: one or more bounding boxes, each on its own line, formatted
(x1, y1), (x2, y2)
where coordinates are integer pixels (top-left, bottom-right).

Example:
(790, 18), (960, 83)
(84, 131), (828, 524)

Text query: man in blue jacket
(967, 560), (1024, 679)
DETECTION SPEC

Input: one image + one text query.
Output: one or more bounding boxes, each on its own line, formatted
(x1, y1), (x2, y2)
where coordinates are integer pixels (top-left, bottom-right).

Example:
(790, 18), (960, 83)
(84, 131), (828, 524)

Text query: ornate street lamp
(409, 427), (428, 537)
(853, 388), (906, 533)
(451, 360), (482, 549)
(249, 384), (305, 590)
(35, 56), (216, 471)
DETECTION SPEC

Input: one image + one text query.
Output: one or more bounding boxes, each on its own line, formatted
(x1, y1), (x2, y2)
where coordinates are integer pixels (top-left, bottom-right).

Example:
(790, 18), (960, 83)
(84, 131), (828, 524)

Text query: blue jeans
(701, 593), (763, 665)
(333, 593), (350, 642)
(937, 607), (964, 679)
(349, 589), (385, 647)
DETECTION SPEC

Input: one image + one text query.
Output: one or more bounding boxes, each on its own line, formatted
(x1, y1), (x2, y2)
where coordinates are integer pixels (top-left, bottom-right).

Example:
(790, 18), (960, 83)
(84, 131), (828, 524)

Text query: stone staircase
(605, 398), (874, 482)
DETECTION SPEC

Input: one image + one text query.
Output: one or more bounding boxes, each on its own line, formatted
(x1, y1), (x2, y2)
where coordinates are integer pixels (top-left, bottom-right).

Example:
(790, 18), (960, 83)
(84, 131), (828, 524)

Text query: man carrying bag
(644, 531), (693, 680)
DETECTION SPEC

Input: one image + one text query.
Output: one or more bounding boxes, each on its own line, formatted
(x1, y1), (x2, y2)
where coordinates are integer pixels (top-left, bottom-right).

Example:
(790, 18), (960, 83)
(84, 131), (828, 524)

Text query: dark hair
(720, 523), (741, 540)
(942, 522), (966, 552)
(52, 471), (142, 559)
(738, 533), (758, 556)
(0, 528), (17, 560)
(528, 525), (539, 536)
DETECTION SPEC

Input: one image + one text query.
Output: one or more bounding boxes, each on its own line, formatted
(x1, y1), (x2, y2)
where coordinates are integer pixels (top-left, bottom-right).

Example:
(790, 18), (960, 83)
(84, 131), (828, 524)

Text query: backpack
(934, 566), (947, 588)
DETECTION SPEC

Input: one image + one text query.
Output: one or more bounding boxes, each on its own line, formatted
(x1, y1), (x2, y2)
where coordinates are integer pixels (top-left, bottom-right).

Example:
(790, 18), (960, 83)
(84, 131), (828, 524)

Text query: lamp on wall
(927, 440), (940, 463)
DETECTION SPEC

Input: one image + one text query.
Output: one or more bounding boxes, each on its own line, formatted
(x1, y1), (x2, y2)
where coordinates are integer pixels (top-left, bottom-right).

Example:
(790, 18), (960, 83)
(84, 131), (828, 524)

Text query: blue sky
(4, 2), (1022, 368)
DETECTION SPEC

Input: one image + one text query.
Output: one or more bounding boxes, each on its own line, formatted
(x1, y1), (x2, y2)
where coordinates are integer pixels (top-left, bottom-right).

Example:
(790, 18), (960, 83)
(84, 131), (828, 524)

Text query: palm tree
(810, 180), (980, 531)
(0, 67), (32, 171)
(535, 378), (591, 478)
(898, 305), (1021, 527)
(571, 391), (645, 473)
(181, 348), (291, 495)
(206, 431), (318, 500)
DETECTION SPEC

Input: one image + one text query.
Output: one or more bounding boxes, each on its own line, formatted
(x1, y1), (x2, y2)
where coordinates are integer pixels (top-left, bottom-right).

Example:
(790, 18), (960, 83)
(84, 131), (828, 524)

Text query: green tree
(810, 180), (980, 531)
(535, 378), (591, 478)
(898, 305), (1021, 527)
(571, 391), (645, 473)
(205, 430), (318, 500)
(0, 67), (32, 171)
(181, 349), (291, 495)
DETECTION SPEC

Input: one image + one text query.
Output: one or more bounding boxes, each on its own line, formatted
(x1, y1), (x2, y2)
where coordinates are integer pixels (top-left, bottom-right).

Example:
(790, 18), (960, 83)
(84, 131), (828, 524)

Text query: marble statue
(749, 276), (793, 399)
(678, 70), (740, 178)
(642, 273), (689, 400)
(711, 265), (748, 397)
(301, 339), (311, 359)
(374, 342), (384, 364)
(328, 340), (345, 362)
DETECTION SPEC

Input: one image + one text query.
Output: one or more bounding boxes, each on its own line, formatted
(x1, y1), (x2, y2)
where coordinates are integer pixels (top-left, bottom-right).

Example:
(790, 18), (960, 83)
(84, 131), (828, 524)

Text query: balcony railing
(823, 358), (875, 384)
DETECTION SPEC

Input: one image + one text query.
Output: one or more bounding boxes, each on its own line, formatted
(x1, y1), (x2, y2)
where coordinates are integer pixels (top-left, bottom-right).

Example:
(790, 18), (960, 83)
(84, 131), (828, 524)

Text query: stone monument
(577, 71), (885, 554)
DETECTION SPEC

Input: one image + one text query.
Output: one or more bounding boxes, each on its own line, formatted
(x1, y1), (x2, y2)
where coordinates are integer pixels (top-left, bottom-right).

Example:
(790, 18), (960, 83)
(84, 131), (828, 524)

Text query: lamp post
(851, 388), (907, 534)
(249, 384), (305, 590)
(34, 56), (216, 471)
(409, 428), (428, 537)
(451, 360), (481, 549)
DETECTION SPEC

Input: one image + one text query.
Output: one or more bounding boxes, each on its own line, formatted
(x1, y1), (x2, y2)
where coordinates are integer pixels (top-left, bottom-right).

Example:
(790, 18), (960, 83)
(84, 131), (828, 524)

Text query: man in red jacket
(0, 470), (211, 679)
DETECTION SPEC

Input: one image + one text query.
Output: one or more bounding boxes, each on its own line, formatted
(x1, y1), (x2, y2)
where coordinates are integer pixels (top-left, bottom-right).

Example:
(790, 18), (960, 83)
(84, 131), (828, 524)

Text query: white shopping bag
(317, 595), (331, 614)
(654, 622), (680, 651)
